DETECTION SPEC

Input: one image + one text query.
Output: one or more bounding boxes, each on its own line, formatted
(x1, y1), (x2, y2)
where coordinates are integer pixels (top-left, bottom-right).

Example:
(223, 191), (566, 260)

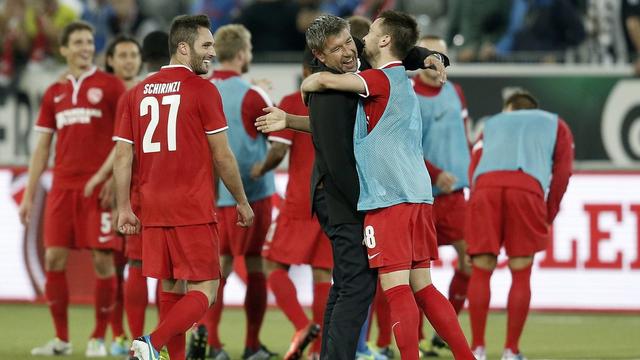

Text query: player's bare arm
(19, 132), (53, 225)
(250, 141), (290, 180)
(113, 140), (140, 235)
(255, 106), (311, 133)
(436, 171), (457, 194)
(83, 146), (116, 204)
(301, 71), (366, 97)
(207, 132), (255, 227)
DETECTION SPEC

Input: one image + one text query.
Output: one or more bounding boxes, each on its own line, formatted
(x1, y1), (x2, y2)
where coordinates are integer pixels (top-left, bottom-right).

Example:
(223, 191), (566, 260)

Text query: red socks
(245, 272), (267, 349)
(505, 265), (532, 354)
(414, 285), (474, 359)
(448, 270), (470, 314)
(151, 291), (208, 352)
(311, 281), (330, 353)
(124, 265), (148, 339)
(468, 266), (492, 349)
(157, 291), (186, 360)
(45, 271), (69, 342)
(205, 277), (226, 348)
(268, 268), (309, 331)
(374, 283), (392, 348)
(91, 276), (117, 339)
(111, 275), (125, 338)
(384, 285), (420, 360)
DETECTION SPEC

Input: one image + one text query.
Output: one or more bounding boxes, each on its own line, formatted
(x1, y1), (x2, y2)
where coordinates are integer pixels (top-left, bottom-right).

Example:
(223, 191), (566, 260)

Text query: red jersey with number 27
(115, 65), (228, 227)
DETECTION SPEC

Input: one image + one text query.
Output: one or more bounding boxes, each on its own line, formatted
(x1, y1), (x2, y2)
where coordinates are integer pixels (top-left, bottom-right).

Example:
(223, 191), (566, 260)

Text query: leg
(373, 281), (392, 349)
(124, 259), (148, 339)
(320, 222), (377, 360)
(310, 267), (331, 354)
(266, 260), (309, 331)
(504, 256), (534, 355)
(468, 254), (497, 350)
(379, 270), (419, 360)
(90, 249), (116, 340)
(44, 247), (70, 342)
(204, 254), (232, 349)
(110, 250), (128, 340)
(448, 239), (472, 314)
(244, 255), (267, 350)
(411, 266), (475, 359)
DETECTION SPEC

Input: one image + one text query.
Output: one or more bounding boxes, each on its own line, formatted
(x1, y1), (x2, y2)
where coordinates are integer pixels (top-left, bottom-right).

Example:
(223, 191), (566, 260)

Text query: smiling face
(315, 27), (358, 74)
(189, 26), (216, 75)
(108, 41), (142, 81)
(362, 17), (386, 63)
(60, 29), (95, 71)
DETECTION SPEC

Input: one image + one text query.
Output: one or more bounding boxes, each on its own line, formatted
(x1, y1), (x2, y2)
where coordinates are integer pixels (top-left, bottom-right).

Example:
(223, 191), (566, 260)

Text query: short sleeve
(112, 92), (127, 140)
(354, 69), (390, 99)
(199, 81), (228, 134)
(35, 87), (57, 133)
(242, 86), (273, 139)
(113, 92), (134, 144)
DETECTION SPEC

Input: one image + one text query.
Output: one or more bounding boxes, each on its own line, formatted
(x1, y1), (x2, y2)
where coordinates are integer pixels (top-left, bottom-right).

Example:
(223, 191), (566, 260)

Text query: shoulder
(246, 85), (273, 107)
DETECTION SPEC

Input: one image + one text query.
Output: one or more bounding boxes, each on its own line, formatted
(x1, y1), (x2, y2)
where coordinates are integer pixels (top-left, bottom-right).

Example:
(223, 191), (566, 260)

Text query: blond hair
(214, 24), (251, 62)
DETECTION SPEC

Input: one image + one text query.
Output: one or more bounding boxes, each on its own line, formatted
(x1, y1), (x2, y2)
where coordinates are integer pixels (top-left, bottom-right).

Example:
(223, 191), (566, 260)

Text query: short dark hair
(504, 90), (539, 110)
(142, 31), (170, 64)
(105, 34), (141, 73)
(378, 10), (418, 59)
(60, 21), (94, 47)
(347, 15), (371, 40)
(169, 14), (211, 55)
(305, 14), (350, 53)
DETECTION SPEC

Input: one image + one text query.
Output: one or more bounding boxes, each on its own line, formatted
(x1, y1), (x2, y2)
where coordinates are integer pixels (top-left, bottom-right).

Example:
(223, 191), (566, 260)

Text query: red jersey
(35, 67), (126, 189)
(115, 65), (228, 226)
(354, 61), (404, 132)
(208, 70), (272, 140)
(268, 92), (314, 218)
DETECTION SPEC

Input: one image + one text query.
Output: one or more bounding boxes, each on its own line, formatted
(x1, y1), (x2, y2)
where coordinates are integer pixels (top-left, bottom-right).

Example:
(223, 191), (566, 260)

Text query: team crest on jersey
(87, 87), (103, 104)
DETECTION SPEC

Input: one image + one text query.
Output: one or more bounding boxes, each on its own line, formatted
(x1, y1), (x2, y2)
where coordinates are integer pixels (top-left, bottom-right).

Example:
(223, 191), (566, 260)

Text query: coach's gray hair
(305, 15), (350, 53)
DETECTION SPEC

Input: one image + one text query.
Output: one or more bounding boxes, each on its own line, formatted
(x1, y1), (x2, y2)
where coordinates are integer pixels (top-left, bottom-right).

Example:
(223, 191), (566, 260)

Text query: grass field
(0, 303), (638, 359)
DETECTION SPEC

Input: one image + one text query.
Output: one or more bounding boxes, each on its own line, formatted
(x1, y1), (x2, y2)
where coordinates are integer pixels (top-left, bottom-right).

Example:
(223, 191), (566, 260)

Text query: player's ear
(178, 42), (189, 56)
(380, 34), (391, 48)
(312, 48), (325, 64)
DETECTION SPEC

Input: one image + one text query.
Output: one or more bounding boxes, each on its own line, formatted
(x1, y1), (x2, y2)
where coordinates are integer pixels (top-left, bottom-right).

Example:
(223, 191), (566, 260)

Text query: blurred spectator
(347, 15), (371, 40)
(81, 0), (113, 55)
(622, 0), (640, 74)
(321, 0), (360, 17)
(447, 0), (510, 62)
(509, 0), (586, 62)
(395, 0), (448, 38)
(236, 0), (307, 52)
(139, 0), (190, 29)
(24, 0), (78, 61)
(107, 0), (159, 45)
(190, 0), (244, 31)
(354, 0), (395, 19)
(0, 0), (31, 93)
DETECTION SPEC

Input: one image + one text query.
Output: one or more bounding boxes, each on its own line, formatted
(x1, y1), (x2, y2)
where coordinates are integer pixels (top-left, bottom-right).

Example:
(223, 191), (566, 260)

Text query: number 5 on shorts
(364, 225), (376, 249)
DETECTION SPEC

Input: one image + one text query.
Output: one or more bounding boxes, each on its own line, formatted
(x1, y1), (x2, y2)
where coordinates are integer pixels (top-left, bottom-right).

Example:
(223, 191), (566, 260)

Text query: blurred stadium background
(0, 0), (639, 358)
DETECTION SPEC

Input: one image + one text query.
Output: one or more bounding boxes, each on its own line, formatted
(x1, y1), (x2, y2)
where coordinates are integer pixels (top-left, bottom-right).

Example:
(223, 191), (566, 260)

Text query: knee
(44, 248), (68, 271)
(92, 250), (115, 278)
(312, 268), (332, 283)
(471, 254), (498, 271)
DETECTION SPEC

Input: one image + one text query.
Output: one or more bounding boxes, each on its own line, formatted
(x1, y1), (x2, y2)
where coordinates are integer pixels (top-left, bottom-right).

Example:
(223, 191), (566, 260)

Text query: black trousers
(314, 189), (377, 360)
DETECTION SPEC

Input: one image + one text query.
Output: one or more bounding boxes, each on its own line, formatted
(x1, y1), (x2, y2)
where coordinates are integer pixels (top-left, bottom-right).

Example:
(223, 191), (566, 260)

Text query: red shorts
(43, 187), (121, 251)
(142, 223), (221, 281)
(262, 213), (333, 269)
(363, 203), (438, 273)
(433, 191), (466, 246)
(219, 197), (272, 257)
(466, 187), (549, 257)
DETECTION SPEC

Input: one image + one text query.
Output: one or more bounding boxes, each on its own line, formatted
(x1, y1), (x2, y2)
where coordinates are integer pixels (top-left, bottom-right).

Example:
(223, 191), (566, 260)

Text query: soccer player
(202, 24), (275, 360)
(414, 35), (472, 355)
(106, 34), (143, 89)
(254, 48), (331, 360)
(466, 91), (574, 360)
(19, 20), (126, 357)
(299, 11), (475, 360)
(114, 14), (253, 360)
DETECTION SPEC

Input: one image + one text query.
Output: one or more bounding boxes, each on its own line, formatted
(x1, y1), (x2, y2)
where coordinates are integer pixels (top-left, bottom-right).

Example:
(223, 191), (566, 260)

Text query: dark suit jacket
(309, 40), (448, 226)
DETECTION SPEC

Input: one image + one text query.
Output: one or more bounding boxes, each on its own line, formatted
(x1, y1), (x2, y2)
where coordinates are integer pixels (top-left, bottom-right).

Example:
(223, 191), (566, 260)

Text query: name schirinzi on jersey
(143, 81), (181, 95)
(55, 108), (103, 129)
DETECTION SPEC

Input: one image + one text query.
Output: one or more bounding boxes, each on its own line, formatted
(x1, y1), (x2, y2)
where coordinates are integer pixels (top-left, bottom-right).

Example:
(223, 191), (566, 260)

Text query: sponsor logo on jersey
(87, 87), (103, 104)
(53, 94), (66, 103)
(55, 108), (103, 129)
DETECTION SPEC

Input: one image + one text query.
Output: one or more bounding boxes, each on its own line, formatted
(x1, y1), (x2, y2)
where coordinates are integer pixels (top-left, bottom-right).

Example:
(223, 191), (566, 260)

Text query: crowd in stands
(1, 0), (639, 99)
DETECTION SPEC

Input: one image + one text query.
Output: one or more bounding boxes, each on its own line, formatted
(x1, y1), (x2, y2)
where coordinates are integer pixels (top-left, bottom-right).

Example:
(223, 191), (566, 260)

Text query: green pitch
(0, 303), (638, 359)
